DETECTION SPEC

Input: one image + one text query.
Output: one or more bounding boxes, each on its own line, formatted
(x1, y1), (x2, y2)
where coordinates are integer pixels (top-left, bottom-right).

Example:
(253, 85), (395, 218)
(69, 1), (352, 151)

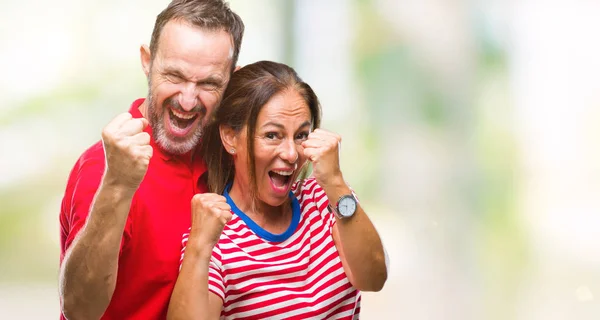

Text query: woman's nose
(280, 139), (299, 164)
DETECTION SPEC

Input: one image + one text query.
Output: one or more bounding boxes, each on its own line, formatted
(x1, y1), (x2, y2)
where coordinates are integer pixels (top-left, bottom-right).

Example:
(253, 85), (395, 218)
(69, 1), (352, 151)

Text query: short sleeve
(180, 229), (225, 302)
(302, 178), (360, 231)
(208, 247), (225, 301)
(60, 144), (132, 261)
(297, 178), (336, 232)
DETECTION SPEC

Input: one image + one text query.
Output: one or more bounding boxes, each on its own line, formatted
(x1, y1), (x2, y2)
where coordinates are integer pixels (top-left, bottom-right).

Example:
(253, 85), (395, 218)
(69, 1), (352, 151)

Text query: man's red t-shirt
(59, 98), (208, 319)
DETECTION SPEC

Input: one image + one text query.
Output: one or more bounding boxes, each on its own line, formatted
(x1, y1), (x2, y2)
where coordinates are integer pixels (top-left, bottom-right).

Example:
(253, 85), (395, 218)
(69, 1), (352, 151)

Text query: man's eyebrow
(162, 67), (224, 85)
(163, 66), (187, 78)
(198, 75), (225, 85)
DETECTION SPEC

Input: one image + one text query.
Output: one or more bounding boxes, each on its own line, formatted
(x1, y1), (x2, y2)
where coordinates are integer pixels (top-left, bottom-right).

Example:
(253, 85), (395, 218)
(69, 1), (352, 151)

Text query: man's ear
(140, 44), (152, 77)
(219, 124), (238, 155)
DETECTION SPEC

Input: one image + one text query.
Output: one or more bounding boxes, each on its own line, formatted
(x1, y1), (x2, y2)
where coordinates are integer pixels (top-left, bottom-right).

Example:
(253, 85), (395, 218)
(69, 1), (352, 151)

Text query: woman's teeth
(272, 170), (293, 176)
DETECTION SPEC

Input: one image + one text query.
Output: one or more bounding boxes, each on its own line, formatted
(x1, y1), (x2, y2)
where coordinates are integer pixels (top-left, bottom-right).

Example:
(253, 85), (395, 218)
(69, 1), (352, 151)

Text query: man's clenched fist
(101, 113), (153, 190)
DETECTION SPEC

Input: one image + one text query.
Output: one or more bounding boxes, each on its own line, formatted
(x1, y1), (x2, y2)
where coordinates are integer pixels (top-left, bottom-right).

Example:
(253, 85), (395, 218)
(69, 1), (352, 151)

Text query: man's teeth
(171, 109), (195, 120)
(273, 170), (293, 176)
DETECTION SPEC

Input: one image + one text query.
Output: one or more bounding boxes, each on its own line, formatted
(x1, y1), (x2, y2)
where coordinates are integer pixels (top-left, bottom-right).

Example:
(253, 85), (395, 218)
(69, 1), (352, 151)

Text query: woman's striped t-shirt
(180, 178), (361, 319)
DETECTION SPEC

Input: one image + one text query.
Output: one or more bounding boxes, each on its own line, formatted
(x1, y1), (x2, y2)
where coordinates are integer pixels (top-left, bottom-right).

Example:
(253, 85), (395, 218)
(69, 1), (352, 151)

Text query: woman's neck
(228, 179), (292, 234)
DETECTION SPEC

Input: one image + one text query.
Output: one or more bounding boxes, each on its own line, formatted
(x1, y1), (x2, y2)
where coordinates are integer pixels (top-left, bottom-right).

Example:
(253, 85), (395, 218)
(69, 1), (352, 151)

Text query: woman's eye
(265, 132), (278, 140)
(296, 132), (309, 141)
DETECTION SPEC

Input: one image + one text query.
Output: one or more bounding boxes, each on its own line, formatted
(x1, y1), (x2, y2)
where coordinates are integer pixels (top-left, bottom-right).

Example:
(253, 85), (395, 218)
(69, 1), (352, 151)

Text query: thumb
(140, 118), (149, 130)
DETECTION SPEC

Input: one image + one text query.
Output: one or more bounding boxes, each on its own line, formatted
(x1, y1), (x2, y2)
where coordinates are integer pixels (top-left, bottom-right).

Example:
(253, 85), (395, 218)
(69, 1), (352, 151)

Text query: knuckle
(101, 129), (115, 142)
(116, 139), (129, 150)
(140, 132), (150, 141)
(192, 194), (204, 204)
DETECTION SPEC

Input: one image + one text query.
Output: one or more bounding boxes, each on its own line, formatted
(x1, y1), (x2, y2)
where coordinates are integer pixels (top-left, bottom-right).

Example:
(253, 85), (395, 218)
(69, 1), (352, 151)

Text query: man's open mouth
(168, 108), (199, 130)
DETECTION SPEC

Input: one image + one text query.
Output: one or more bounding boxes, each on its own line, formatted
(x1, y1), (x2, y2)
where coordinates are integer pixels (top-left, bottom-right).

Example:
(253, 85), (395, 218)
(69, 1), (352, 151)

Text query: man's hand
(188, 194), (232, 252)
(101, 113), (153, 190)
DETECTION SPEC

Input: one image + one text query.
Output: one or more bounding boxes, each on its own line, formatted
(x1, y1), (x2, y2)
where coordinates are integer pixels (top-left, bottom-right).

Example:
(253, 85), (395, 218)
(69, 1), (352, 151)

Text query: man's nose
(178, 82), (198, 111)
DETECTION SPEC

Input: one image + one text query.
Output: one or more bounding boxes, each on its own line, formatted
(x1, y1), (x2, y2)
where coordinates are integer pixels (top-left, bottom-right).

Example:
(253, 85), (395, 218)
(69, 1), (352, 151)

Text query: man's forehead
(155, 20), (233, 69)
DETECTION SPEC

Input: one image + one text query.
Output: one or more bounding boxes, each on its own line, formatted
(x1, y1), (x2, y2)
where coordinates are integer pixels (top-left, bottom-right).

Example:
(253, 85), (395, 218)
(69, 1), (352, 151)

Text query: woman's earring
(230, 148), (236, 154)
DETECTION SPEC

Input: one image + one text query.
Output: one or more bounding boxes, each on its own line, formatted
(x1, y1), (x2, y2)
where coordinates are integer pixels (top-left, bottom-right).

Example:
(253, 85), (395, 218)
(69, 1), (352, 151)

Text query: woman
(168, 61), (387, 319)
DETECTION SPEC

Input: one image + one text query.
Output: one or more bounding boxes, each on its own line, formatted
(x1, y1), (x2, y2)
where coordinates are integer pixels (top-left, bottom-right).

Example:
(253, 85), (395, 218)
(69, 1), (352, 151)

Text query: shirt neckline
(223, 184), (300, 243)
(129, 98), (204, 170)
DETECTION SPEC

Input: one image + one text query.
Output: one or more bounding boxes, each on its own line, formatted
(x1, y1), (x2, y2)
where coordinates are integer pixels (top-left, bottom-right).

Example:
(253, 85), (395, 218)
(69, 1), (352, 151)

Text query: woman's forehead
(258, 90), (311, 120)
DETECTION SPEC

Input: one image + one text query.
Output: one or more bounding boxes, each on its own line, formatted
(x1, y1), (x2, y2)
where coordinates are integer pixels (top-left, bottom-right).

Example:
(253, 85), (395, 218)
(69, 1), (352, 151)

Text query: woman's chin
(258, 190), (290, 208)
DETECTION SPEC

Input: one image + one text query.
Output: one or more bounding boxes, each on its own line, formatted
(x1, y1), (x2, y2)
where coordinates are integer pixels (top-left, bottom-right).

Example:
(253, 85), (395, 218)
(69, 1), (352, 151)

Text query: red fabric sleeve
(60, 142), (132, 263)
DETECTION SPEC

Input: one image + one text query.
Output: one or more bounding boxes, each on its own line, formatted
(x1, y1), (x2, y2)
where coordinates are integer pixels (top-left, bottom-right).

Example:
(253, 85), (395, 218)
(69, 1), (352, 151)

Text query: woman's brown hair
(200, 60), (322, 195)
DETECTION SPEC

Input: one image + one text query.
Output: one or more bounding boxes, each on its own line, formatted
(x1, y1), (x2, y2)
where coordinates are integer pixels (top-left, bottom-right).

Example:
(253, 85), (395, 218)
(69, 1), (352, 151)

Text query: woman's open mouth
(268, 169), (294, 194)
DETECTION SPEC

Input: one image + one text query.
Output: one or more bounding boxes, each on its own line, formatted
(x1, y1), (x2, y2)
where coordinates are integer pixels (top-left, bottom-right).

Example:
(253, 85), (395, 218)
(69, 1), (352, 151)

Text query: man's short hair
(149, 0), (244, 71)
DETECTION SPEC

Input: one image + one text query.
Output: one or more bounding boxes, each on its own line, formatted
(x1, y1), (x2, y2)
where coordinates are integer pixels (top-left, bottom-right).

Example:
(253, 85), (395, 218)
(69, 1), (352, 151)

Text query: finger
(130, 132), (151, 145)
(138, 145), (153, 160)
(307, 131), (327, 142)
(120, 118), (147, 136)
(301, 138), (325, 149)
(221, 203), (231, 212)
(303, 148), (319, 162)
(310, 129), (341, 144)
(221, 211), (233, 223)
(139, 117), (149, 130)
(204, 194), (228, 204)
(105, 113), (133, 132)
(210, 202), (231, 212)
(191, 193), (225, 207)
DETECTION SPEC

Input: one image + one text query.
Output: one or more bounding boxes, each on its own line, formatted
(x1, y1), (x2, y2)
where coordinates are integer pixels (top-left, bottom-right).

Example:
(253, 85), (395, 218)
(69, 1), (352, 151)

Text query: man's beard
(147, 93), (205, 155)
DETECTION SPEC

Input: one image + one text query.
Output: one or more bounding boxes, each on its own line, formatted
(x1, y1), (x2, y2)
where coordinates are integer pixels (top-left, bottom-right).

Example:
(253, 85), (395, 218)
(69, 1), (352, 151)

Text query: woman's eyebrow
(261, 121), (312, 130)
(261, 121), (284, 129)
(297, 121), (311, 129)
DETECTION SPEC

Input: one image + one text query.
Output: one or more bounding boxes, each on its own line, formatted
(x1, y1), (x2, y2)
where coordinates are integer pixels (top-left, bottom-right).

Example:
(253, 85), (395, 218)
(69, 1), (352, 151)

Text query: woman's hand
(167, 194), (229, 320)
(187, 193), (232, 256)
(301, 129), (344, 187)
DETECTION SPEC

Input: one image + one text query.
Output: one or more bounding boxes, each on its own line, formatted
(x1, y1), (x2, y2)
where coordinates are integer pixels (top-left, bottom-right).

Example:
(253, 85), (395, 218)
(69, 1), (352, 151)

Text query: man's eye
(199, 82), (220, 90)
(167, 74), (184, 83)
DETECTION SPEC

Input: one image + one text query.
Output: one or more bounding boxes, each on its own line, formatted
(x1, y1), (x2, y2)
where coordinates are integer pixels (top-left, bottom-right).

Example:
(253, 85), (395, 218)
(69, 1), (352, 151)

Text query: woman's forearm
(322, 177), (388, 292)
(167, 245), (213, 320)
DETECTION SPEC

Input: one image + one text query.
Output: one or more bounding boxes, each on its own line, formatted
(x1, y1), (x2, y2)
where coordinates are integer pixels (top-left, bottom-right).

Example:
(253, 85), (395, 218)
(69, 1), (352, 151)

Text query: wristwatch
(329, 194), (358, 219)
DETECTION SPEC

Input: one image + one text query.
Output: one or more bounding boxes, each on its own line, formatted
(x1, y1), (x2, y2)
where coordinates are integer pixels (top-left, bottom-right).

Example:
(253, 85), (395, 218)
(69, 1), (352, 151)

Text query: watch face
(338, 195), (357, 217)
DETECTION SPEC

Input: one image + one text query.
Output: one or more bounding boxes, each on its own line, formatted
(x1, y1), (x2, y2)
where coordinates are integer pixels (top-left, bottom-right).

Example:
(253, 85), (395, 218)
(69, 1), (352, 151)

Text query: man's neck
(138, 99), (149, 119)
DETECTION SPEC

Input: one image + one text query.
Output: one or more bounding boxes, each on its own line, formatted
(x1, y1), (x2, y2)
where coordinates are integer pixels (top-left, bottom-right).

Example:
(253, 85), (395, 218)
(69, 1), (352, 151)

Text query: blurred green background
(2, 0), (600, 319)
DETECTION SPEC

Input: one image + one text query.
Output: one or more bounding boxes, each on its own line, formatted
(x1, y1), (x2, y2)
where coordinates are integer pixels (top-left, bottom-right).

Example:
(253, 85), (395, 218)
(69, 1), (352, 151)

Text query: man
(58, 1), (244, 319)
